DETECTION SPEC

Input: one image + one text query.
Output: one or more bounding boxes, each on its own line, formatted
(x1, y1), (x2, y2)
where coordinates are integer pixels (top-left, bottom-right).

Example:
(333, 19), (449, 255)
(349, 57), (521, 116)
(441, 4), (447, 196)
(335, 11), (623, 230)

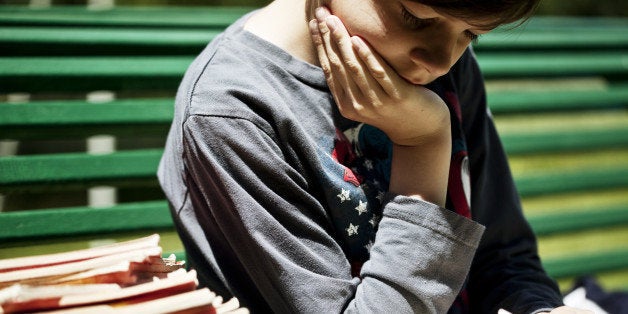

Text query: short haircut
(413, 0), (541, 29)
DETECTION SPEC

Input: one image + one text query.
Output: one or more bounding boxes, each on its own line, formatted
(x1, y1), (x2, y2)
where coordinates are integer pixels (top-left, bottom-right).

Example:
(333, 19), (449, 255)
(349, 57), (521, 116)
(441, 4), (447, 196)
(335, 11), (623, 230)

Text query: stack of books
(0, 234), (247, 314)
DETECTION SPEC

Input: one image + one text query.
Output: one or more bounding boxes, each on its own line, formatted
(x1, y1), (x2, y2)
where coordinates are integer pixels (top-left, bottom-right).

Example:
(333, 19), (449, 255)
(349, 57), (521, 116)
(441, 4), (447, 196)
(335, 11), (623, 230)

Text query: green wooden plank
(0, 6), (255, 28)
(0, 56), (193, 92)
(522, 188), (628, 216)
(537, 225), (628, 260)
(10, 96), (626, 131)
(528, 204), (628, 235)
(501, 126), (628, 154)
(0, 149), (163, 191)
(543, 249), (628, 279)
(477, 52), (628, 78)
(2, 148), (625, 196)
(4, 98), (625, 153)
(0, 26), (220, 55)
(0, 26), (218, 45)
(475, 29), (628, 51)
(0, 98), (174, 139)
(0, 98), (173, 126)
(1, 123), (169, 140)
(0, 56), (191, 76)
(488, 84), (628, 114)
(512, 16), (628, 31)
(3, 25), (627, 56)
(515, 166), (628, 197)
(3, 52), (627, 92)
(0, 200), (172, 241)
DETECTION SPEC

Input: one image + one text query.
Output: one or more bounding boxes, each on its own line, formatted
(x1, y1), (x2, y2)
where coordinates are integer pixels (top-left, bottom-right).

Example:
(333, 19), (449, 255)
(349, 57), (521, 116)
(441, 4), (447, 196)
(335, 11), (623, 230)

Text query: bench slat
(0, 26), (220, 56)
(0, 201), (172, 241)
(0, 149), (162, 192)
(2, 53), (627, 92)
(1, 150), (625, 196)
(488, 84), (628, 114)
(0, 98), (173, 139)
(509, 16), (628, 31)
(0, 6), (253, 28)
(515, 166), (628, 197)
(543, 249), (628, 279)
(500, 126), (628, 154)
(0, 56), (191, 93)
(476, 52), (628, 78)
(475, 29), (628, 51)
(528, 204), (628, 236)
(3, 26), (627, 56)
(4, 85), (625, 126)
(0, 99), (172, 126)
(3, 97), (626, 150)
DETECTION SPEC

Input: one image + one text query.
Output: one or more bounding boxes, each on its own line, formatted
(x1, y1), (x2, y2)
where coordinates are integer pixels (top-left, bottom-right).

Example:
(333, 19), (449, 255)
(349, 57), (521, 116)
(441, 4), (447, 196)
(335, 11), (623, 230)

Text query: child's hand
(309, 7), (450, 147)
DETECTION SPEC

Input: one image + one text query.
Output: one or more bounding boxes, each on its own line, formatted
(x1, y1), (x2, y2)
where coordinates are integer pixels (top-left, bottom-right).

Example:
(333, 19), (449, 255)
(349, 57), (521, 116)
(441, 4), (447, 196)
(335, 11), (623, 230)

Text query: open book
(0, 234), (247, 314)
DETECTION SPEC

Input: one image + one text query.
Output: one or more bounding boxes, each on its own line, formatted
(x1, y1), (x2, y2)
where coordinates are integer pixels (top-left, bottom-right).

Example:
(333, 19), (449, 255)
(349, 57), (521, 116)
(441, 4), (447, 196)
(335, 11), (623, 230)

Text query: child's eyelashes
(400, 4), (482, 44)
(401, 5), (432, 30)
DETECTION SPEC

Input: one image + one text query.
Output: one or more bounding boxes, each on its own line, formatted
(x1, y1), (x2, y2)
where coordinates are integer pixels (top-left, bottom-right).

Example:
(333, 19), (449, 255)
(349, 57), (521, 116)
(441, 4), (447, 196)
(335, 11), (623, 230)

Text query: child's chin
(400, 74), (432, 86)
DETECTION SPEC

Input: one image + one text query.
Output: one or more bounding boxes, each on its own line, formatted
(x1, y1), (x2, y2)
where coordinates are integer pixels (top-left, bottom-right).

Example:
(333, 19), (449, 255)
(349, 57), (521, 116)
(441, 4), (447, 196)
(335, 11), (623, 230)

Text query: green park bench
(0, 5), (627, 293)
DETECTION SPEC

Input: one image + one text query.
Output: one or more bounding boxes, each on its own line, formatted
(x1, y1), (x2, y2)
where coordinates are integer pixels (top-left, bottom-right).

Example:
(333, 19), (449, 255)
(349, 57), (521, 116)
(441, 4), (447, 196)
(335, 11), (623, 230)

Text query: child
(158, 0), (591, 312)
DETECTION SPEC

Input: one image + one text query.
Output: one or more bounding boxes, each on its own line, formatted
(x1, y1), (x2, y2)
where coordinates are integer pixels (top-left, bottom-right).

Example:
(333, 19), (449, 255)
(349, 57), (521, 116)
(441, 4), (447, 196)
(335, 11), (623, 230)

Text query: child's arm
(181, 114), (484, 313)
(310, 8), (451, 206)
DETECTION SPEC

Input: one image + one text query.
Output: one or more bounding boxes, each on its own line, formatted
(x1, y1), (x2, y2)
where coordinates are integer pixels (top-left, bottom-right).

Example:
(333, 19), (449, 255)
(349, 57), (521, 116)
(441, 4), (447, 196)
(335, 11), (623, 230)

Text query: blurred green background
(0, 0), (627, 17)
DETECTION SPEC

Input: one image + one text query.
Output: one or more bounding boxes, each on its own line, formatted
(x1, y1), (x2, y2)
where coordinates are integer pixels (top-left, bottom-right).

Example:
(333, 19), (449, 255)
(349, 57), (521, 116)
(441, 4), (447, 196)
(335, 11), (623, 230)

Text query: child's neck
(244, 0), (318, 66)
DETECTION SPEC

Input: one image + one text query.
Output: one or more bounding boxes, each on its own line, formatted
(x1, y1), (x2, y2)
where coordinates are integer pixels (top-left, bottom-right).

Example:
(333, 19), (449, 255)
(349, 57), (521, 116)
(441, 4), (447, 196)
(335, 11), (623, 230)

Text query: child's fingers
(314, 8), (362, 115)
(309, 19), (334, 85)
(350, 36), (401, 99)
(316, 10), (344, 84)
(310, 19), (355, 118)
(325, 15), (382, 105)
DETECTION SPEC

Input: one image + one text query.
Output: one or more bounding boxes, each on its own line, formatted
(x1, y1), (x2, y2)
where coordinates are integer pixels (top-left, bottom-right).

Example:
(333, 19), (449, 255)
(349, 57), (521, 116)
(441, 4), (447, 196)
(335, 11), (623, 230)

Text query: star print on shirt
(337, 188), (351, 203)
(346, 223), (359, 236)
(355, 200), (367, 215)
(319, 126), (389, 271)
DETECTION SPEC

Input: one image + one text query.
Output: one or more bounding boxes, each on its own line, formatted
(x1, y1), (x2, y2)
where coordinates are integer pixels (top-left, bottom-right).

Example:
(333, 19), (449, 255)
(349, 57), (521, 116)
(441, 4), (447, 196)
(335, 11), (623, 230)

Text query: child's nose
(409, 31), (458, 77)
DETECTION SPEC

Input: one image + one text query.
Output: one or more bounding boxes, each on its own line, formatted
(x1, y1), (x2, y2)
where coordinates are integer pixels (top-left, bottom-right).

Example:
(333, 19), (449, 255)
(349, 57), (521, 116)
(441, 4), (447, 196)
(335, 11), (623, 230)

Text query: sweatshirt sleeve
(179, 114), (485, 313)
(452, 48), (564, 313)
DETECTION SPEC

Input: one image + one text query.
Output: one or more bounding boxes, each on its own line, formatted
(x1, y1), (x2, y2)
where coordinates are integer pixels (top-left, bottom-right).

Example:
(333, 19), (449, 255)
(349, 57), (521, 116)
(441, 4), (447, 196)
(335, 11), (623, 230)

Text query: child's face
(327, 0), (494, 85)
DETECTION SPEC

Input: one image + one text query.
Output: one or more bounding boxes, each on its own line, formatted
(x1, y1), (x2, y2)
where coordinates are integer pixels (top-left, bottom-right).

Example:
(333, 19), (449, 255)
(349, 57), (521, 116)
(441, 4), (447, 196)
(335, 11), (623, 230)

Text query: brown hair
(413, 0), (541, 29)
